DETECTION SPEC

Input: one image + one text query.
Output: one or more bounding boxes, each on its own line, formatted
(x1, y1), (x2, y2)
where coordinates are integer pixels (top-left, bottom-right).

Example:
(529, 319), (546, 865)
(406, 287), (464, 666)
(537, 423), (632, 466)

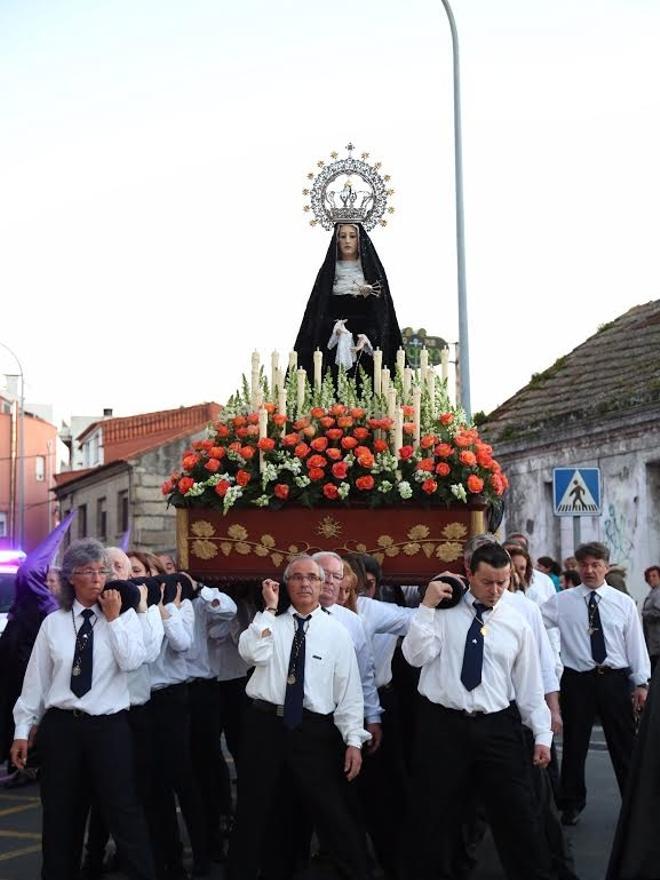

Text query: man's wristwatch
(265, 606), (278, 614)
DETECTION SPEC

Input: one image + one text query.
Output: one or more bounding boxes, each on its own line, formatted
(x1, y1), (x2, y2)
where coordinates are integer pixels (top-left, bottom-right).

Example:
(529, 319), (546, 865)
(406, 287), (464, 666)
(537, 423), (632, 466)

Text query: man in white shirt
(402, 541), (553, 880)
(227, 554), (370, 880)
(541, 541), (650, 826)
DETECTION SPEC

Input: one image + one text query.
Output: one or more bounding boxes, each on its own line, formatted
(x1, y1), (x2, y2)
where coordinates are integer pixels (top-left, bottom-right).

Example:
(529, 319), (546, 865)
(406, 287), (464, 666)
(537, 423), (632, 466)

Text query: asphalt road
(0, 731), (620, 880)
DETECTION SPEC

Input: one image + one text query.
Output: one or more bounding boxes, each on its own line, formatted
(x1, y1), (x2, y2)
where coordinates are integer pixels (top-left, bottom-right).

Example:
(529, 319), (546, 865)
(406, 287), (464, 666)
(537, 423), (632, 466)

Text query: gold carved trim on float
(186, 516), (468, 570)
(346, 522), (467, 566)
(188, 519), (310, 570)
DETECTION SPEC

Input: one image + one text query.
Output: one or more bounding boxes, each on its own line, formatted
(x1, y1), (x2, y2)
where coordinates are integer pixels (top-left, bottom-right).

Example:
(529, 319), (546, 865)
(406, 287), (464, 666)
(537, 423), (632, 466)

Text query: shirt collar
(72, 600), (99, 618)
(576, 583), (607, 599)
(287, 603), (323, 620)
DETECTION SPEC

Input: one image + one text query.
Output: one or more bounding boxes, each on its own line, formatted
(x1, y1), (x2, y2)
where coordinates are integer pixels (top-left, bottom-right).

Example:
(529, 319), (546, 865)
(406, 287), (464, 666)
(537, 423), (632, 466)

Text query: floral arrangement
(162, 357), (507, 515)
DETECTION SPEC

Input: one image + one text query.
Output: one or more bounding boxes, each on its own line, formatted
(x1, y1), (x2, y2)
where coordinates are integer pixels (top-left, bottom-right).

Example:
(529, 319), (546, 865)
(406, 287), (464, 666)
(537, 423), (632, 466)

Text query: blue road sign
(553, 468), (601, 516)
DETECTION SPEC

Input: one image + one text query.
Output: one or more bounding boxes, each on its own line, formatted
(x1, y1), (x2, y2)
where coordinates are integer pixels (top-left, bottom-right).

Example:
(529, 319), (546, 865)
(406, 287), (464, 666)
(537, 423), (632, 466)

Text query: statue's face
(337, 225), (359, 260)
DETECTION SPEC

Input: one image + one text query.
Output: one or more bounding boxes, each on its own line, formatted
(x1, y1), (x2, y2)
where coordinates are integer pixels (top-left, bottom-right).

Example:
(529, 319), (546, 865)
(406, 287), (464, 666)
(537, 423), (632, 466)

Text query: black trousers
(357, 684), (410, 879)
(216, 676), (248, 816)
(406, 698), (552, 880)
(188, 678), (224, 848)
(560, 667), (636, 811)
(147, 683), (207, 873)
(38, 708), (155, 880)
(227, 703), (370, 880)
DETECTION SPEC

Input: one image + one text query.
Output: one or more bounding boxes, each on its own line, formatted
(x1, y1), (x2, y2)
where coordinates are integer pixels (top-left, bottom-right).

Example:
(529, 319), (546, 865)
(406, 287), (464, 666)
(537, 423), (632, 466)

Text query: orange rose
(309, 467), (325, 481)
(402, 405), (415, 418)
(178, 477), (194, 494)
(240, 446), (256, 460)
(337, 416), (354, 429)
(435, 462), (451, 477)
(236, 427), (249, 439)
(182, 454), (199, 471)
(330, 404), (346, 416)
(293, 417), (310, 430)
(326, 428), (344, 441)
(263, 402), (276, 414)
(205, 458), (220, 473)
(161, 480), (173, 495)
(311, 407), (326, 419)
(228, 441), (241, 453)
(355, 475), (375, 491)
(272, 414), (287, 427)
(399, 445), (414, 460)
(215, 424), (230, 439)
(341, 436), (358, 450)
(214, 480), (231, 497)
(350, 407), (365, 419)
(439, 412), (454, 426)
(236, 469), (251, 487)
(323, 483), (339, 500)
(247, 413), (260, 425)
(353, 427), (370, 442)
(467, 475), (484, 494)
(475, 442), (493, 456)
(435, 443), (453, 458)
(402, 422), (416, 436)
(258, 437), (276, 452)
(209, 446), (225, 459)
(490, 473), (504, 495)
(274, 483), (289, 500)
(459, 450), (477, 467)
(307, 454), (327, 470)
(357, 451), (375, 469)
(303, 425), (317, 439)
(417, 458), (434, 472)
(373, 439), (388, 454)
(282, 432), (300, 447)
(326, 447), (342, 461)
(476, 452), (493, 469)
(232, 416), (247, 428)
(422, 478), (438, 495)
(453, 432), (472, 448)
(192, 440), (204, 450)
(332, 461), (349, 480)
(311, 437), (328, 452)
(319, 416), (335, 429)
(420, 434), (437, 449)
(294, 442), (310, 459)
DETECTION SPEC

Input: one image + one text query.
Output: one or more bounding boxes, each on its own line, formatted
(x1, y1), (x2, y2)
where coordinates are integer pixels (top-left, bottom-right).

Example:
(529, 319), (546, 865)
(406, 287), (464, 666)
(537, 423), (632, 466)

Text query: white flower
(338, 482), (351, 499)
(204, 474), (222, 487)
(397, 481), (413, 499)
(451, 483), (467, 503)
(278, 456), (302, 475)
(185, 482), (206, 497)
(227, 449), (246, 465)
(295, 475), (311, 488)
(343, 454), (356, 466)
(253, 494), (270, 507)
(413, 470), (427, 483)
(378, 480), (393, 493)
(223, 485), (243, 514)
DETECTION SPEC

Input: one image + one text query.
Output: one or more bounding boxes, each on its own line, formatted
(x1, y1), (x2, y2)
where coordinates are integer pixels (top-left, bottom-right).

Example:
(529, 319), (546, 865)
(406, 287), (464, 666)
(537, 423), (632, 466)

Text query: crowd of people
(1, 533), (659, 880)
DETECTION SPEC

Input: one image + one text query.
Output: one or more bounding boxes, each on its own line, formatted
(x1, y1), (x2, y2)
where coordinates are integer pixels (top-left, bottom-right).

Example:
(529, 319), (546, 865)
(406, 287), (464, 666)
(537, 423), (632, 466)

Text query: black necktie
(283, 614), (310, 730)
(588, 591), (607, 664)
(71, 609), (95, 697)
(461, 602), (488, 691)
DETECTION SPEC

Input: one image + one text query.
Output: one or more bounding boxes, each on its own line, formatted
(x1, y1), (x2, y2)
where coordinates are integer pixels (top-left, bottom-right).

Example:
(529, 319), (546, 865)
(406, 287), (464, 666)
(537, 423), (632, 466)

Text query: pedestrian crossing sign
(553, 468), (601, 516)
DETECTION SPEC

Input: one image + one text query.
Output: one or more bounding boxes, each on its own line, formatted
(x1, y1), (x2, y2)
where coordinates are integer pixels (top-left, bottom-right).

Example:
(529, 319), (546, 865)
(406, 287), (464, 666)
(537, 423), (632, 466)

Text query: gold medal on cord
(287, 674), (296, 685)
(480, 625), (489, 636)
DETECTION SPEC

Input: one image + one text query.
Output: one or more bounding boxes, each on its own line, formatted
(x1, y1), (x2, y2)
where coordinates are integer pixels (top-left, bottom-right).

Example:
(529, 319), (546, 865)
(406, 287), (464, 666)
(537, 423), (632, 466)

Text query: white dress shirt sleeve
(239, 611), (275, 666)
(402, 605), (442, 667)
(511, 623), (553, 747)
(332, 636), (371, 748)
(200, 588), (238, 621)
(363, 597), (417, 636)
(540, 593), (559, 629)
(351, 619), (382, 723)
(139, 606), (165, 664)
(106, 609), (148, 672)
(13, 622), (52, 740)
(526, 601), (560, 694)
(162, 601), (194, 653)
(624, 600), (652, 685)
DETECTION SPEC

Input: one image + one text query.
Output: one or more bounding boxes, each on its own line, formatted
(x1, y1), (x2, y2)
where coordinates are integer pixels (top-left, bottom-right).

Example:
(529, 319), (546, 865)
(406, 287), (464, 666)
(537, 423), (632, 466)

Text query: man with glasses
(227, 554), (370, 880)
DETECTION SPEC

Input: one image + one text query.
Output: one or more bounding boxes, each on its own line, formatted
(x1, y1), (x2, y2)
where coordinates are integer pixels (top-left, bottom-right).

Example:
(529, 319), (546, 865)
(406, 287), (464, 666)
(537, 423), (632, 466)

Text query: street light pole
(440, 0), (471, 418)
(0, 342), (25, 548)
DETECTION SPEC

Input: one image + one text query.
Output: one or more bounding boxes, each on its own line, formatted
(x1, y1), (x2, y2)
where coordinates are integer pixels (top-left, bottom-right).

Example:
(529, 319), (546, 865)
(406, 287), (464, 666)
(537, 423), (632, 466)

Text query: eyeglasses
(288, 573), (321, 584)
(72, 568), (110, 579)
(323, 572), (343, 582)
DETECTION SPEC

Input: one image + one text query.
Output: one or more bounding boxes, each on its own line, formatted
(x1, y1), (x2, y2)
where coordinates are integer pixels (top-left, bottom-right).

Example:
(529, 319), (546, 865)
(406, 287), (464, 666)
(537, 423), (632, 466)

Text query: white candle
(403, 367), (413, 399)
(313, 348), (323, 389)
(381, 367), (390, 400)
(288, 350), (298, 373)
(441, 348), (449, 382)
(270, 351), (279, 393)
(396, 346), (406, 377)
(373, 349), (383, 397)
(413, 385), (421, 447)
(296, 367), (306, 414)
(394, 406), (404, 456)
(420, 347), (429, 372)
(278, 386), (287, 418)
(387, 386), (397, 423)
(258, 405), (268, 471)
(426, 366), (436, 405)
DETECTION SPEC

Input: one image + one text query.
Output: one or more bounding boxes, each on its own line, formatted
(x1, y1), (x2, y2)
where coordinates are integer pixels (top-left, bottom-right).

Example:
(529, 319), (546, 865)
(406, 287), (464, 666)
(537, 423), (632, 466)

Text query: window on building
(82, 429), (104, 468)
(117, 490), (129, 534)
(96, 497), (107, 541)
(35, 455), (45, 481)
(78, 504), (87, 538)
(0, 512), (7, 538)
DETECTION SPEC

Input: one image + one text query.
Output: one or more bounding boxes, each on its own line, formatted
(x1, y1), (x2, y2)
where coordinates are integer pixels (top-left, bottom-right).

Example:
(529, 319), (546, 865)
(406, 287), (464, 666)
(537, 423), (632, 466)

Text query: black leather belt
(251, 699), (331, 720)
(564, 666), (628, 677)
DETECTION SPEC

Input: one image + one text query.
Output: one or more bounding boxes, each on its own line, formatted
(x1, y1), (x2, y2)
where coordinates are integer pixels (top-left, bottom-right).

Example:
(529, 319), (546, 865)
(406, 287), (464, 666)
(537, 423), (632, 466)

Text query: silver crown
(302, 142), (395, 232)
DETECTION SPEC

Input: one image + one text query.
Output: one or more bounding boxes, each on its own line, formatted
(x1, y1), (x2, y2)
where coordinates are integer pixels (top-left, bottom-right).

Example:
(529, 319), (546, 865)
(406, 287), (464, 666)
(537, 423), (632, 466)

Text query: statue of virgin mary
(293, 221), (402, 379)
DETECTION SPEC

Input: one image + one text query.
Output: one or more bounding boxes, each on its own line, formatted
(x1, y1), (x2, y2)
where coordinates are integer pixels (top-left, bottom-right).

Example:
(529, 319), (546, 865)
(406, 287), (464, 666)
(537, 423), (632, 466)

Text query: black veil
(293, 224), (403, 378)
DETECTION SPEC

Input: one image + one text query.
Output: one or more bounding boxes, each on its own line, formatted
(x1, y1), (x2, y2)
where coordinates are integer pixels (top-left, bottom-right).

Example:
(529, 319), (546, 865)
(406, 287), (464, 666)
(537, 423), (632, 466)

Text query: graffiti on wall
(603, 503), (634, 565)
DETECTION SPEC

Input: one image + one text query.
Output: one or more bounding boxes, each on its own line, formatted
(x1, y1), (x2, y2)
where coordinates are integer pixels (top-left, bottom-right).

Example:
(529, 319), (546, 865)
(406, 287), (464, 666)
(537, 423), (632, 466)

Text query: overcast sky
(1, 0), (658, 425)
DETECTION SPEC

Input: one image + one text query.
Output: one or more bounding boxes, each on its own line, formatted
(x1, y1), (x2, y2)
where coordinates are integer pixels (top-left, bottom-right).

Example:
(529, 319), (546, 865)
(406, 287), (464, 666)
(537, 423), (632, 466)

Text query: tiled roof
(482, 300), (660, 444)
(77, 402), (221, 464)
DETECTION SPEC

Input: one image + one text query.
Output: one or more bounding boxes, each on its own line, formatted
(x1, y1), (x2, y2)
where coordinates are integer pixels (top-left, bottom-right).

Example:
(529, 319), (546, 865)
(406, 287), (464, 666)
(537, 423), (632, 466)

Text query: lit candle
(270, 351), (279, 394)
(381, 367), (390, 400)
(296, 367), (306, 414)
(373, 349), (383, 397)
(420, 347), (429, 372)
(288, 350), (298, 373)
(403, 367), (413, 399)
(258, 406), (268, 472)
(396, 346), (406, 376)
(413, 385), (421, 447)
(394, 406), (404, 457)
(387, 386), (397, 423)
(313, 348), (323, 389)
(441, 347), (449, 382)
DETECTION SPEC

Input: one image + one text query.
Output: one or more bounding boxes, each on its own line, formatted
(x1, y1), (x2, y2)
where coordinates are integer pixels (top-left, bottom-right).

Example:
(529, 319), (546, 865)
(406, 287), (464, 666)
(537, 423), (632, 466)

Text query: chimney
(103, 408), (113, 418)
